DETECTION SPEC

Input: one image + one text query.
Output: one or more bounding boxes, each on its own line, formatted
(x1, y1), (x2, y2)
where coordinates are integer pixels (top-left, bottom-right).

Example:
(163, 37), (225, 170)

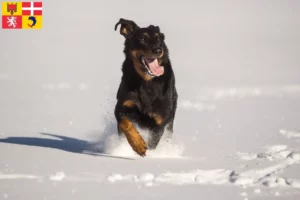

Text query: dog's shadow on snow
(0, 120), (134, 160)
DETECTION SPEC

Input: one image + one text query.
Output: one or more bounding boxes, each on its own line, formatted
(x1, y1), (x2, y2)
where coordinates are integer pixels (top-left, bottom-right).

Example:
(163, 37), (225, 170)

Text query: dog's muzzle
(136, 53), (164, 77)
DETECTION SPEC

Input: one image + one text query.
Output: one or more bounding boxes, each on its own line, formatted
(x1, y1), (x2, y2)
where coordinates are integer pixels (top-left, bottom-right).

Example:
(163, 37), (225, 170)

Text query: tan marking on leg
(123, 100), (136, 108)
(119, 117), (147, 156)
(149, 113), (164, 125)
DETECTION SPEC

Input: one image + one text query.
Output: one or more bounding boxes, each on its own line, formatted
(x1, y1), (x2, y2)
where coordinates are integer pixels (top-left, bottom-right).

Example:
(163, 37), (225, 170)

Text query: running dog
(114, 18), (178, 157)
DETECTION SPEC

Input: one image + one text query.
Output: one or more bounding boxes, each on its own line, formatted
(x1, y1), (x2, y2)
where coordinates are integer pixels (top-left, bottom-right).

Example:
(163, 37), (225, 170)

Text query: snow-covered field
(1, 0), (300, 199)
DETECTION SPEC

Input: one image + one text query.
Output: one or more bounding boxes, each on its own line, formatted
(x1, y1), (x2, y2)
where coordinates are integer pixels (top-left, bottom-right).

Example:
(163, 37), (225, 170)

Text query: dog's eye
(140, 37), (147, 43)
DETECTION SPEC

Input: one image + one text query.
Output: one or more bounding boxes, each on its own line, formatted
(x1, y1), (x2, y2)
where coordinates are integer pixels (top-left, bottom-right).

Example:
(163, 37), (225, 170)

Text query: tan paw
(127, 133), (147, 157)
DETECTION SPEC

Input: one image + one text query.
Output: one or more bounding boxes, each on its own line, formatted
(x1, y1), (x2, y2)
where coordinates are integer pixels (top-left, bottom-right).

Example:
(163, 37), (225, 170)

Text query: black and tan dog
(114, 18), (178, 157)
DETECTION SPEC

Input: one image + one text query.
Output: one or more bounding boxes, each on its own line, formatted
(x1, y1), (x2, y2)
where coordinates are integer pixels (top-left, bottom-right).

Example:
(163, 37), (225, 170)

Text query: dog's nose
(152, 48), (162, 56)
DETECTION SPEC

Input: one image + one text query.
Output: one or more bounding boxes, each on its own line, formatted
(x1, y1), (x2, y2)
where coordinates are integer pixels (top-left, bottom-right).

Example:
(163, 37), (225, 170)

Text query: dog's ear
(148, 25), (160, 32)
(115, 18), (140, 39)
(160, 33), (165, 40)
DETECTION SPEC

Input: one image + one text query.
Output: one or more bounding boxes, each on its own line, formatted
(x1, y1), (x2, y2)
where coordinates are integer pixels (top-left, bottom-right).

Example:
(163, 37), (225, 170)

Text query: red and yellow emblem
(2, 2), (43, 29)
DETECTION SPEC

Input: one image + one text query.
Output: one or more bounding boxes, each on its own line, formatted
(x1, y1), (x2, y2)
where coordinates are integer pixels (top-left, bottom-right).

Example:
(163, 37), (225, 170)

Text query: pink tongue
(148, 59), (164, 76)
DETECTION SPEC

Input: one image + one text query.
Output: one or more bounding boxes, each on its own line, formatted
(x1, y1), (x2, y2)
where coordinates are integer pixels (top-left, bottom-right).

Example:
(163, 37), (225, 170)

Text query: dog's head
(115, 18), (168, 80)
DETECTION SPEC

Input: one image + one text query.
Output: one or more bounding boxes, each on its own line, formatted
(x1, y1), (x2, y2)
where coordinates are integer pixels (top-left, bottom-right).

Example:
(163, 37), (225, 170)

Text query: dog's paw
(127, 133), (147, 157)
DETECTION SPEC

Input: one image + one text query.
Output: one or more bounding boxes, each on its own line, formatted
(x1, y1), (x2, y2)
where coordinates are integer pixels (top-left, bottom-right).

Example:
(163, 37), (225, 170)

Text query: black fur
(114, 18), (178, 153)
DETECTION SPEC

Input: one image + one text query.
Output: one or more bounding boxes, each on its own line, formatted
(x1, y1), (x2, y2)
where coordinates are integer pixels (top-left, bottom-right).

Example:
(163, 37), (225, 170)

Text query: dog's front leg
(118, 116), (147, 156)
(115, 100), (147, 157)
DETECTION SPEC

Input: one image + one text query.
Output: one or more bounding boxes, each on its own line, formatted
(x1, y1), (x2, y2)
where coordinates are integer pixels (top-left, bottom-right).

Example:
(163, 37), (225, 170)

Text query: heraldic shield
(2, 2), (43, 29)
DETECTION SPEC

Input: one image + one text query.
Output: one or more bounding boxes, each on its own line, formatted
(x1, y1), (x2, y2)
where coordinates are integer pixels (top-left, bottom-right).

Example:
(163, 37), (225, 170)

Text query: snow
(0, 173), (40, 180)
(280, 130), (300, 139)
(49, 172), (66, 181)
(1, 0), (300, 199)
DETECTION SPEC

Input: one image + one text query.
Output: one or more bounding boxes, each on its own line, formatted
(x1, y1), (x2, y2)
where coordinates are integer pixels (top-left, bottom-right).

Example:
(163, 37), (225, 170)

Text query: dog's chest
(137, 82), (164, 113)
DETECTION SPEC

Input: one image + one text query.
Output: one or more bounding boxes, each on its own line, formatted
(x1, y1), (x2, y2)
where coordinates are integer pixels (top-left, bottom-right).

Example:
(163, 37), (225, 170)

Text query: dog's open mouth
(137, 54), (164, 77)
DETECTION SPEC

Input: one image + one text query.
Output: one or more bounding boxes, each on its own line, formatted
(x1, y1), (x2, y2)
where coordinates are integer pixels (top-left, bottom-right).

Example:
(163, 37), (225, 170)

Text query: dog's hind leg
(147, 126), (164, 150)
(166, 120), (174, 133)
(164, 99), (177, 141)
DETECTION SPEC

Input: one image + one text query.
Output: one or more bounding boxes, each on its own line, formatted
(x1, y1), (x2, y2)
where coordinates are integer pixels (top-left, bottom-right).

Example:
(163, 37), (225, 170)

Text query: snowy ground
(1, 0), (300, 199)
(1, 83), (300, 200)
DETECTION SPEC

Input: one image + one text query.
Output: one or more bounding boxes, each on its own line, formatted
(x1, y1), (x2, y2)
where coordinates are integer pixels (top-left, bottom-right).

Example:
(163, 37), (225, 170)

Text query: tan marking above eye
(143, 32), (150, 37)
(154, 33), (160, 41)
